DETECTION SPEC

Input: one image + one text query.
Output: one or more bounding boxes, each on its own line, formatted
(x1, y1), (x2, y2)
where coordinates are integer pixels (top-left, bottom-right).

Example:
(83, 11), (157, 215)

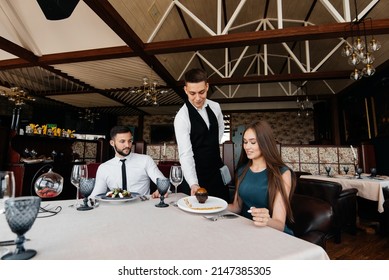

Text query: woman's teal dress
(237, 165), (294, 235)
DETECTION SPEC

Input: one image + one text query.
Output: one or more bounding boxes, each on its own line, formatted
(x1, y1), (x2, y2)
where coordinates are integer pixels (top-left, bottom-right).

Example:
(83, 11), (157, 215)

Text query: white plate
(95, 192), (140, 203)
(177, 196), (227, 214)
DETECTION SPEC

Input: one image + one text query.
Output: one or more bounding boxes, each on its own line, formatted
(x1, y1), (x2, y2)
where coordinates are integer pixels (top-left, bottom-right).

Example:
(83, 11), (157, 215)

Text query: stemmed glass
(169, 165), (183, 206)
(343, 166), (350, 175)
(356, 167), (363, 179)
(324, 166), (332, 177)
(1, 171), (15, 213)
(370, 168), (377, 177)
(1, 196), (41, 260)
(1, 171), (15, 257)
(155, 178), (170, 208)
(77, 178), (95, 211)
(70, 161), (88, 207)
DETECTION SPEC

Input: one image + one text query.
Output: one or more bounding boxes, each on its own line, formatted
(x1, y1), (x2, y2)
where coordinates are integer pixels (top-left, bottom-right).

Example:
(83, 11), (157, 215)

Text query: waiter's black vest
(185, 101), (228, 201)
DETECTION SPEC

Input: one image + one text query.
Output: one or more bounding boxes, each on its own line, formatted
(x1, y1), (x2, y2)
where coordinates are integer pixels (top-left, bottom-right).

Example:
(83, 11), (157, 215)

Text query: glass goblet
(343, 166), (349, 175)
(169, 165), (183, 206)
(356, 167), (363, 179)
(1, 196), (41, 260)
(155, 178), (170, 208)
(370, 168), (377, 177)
(77, 178), (95, 211)
(324, 166), (332, 177)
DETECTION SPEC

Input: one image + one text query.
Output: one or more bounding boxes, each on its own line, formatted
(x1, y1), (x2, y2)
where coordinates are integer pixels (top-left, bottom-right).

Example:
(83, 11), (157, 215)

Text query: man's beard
(114, 145), (131, 157)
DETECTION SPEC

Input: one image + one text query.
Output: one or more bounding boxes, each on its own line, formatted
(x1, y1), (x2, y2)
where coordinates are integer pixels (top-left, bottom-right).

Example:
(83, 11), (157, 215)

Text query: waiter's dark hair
(110, 125), (132, 139)
(184, 68), (208, 84)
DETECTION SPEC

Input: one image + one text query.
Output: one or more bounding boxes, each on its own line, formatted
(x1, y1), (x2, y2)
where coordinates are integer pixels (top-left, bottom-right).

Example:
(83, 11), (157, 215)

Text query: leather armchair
(290, 194), (333, 249)
(296, 178), (358, 243)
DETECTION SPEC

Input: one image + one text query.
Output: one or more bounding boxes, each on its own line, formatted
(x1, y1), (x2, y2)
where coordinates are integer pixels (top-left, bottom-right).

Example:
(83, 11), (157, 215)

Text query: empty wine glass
(1, 171), (15, 213)
(169, 165), (183, 206)
(155, 178), (170, 208)
(1, 171), (15, 257)
(70, 161), (88, 207)
(343, 166), (350, 175)
(1, 196), (41, 260)
(324, 166), (332, 177)
(356, 167), (363, 179)
(370, 167), (377, 177)
(77, 178), (95, 211)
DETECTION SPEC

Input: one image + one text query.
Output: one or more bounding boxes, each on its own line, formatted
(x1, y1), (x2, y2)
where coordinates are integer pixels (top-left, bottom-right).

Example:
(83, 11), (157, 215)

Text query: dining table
(0, 193), (329, 260)
(300, 174), (389, 213)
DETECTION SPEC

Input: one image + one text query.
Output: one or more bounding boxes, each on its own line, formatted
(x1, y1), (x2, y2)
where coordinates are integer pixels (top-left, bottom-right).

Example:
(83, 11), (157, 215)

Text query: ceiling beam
(175, 70), (352, 87)
(83, 0), (186, 100)
(144, 18), (389, 54)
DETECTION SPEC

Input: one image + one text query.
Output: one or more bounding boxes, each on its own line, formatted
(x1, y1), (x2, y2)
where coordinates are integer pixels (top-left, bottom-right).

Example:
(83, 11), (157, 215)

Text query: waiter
(174, 68), (229, 201)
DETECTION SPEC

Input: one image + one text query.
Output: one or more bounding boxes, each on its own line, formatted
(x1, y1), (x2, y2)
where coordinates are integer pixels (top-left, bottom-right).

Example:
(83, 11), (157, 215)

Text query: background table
(0, 194), (329, 260)
(300, 174), (388, 213)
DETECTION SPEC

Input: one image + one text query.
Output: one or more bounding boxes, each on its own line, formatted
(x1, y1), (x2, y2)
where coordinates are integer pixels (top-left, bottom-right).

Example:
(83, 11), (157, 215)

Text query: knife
(0, 239), (30, 246)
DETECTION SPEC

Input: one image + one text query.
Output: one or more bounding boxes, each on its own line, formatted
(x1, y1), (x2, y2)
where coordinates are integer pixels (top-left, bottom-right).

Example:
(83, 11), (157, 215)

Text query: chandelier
(78, 109), (100, 123)
(130, 77), (168, 106)
(0, 87), (36, 106)
(296, 85), (313, 117)
(341, 2), (381, 80)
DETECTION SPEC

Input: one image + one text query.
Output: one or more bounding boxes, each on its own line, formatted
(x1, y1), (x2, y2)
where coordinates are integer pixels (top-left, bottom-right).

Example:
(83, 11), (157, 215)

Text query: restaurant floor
(326, 221), (389, 260)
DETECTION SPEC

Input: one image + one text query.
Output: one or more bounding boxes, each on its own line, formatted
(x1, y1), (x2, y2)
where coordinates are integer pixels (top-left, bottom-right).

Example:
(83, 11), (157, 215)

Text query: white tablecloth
(300, 175), (389, 213)
(0, 194), (329, 260)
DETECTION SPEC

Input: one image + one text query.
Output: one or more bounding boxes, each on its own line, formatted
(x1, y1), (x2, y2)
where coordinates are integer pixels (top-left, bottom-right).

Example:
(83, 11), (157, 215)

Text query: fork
(139, 195), (149, 201)
(203, 214), (238, 221)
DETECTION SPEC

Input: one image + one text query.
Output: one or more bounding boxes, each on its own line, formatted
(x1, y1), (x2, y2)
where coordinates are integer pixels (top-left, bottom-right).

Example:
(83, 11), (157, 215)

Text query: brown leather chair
(296, 178), (358, 243)
(290, 194), (333, 249)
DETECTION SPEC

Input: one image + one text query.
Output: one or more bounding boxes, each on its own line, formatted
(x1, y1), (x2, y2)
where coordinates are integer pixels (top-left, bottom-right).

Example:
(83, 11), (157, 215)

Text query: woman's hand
(248, 207), (270, 227)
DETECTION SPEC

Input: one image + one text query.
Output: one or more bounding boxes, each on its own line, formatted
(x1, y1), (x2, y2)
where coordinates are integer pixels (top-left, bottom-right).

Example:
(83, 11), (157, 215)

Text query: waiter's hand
(190, 184), (200, 196)
(151, 190), (169, 198)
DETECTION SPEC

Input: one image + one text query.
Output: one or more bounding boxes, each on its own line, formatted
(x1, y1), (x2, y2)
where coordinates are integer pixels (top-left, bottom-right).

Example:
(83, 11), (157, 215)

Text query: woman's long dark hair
(235, 120), (296, 223)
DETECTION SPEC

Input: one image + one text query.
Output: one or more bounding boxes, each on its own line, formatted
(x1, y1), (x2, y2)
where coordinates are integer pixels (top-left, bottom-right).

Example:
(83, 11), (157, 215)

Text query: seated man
(89, 125), (166, 199)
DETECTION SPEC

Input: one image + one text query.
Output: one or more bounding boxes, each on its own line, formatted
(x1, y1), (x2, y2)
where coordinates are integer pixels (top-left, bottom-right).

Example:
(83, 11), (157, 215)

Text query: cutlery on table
(139, 195), (149, 201)
(0, 239), (30, 246)
(203, 214), (239, 221)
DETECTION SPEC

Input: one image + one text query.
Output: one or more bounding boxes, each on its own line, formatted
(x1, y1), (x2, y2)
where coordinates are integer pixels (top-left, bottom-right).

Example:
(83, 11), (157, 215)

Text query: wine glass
(343, 166), (349, 175)
(1, 171), (15, 213)
(356, 167), (363, 179)
(1, 196), (41, 260)
(370, 167), (377, 177)
(77, 178), (95, 211)
(70, 161), (88, 207)
(169, 165), (183, 206)
(1, 171), (15, 257)
(155, 178), (170, 208)
(324, 166), (332, 177)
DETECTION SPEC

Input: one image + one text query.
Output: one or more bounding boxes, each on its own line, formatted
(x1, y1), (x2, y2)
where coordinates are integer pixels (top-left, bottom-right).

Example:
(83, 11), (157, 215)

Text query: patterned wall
(118, 111), (314, 145)
(231, 112), (314, 145)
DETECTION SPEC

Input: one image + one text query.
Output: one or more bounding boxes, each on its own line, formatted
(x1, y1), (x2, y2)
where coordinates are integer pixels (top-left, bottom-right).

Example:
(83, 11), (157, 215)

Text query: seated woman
(227, 120), (296, 234)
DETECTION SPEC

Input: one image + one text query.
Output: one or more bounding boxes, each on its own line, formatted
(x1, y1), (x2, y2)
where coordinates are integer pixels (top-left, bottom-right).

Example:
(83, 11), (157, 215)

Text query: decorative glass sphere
(34, 169), (63, 198)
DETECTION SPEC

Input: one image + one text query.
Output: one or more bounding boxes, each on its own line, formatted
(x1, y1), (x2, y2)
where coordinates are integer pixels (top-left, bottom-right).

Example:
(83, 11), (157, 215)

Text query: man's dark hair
(110, 125), (132, 139)
(184, 68), (208, 84)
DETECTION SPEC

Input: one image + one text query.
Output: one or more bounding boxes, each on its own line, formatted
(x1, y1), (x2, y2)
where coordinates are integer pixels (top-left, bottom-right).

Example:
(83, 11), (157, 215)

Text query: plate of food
(177, 196), (227, 214)
(95, 188), (140, 202)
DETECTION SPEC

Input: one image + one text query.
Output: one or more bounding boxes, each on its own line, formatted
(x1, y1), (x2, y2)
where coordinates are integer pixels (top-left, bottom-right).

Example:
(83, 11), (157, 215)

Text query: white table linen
(0, 194), (329, 260)
(300, 175), (389, 213)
